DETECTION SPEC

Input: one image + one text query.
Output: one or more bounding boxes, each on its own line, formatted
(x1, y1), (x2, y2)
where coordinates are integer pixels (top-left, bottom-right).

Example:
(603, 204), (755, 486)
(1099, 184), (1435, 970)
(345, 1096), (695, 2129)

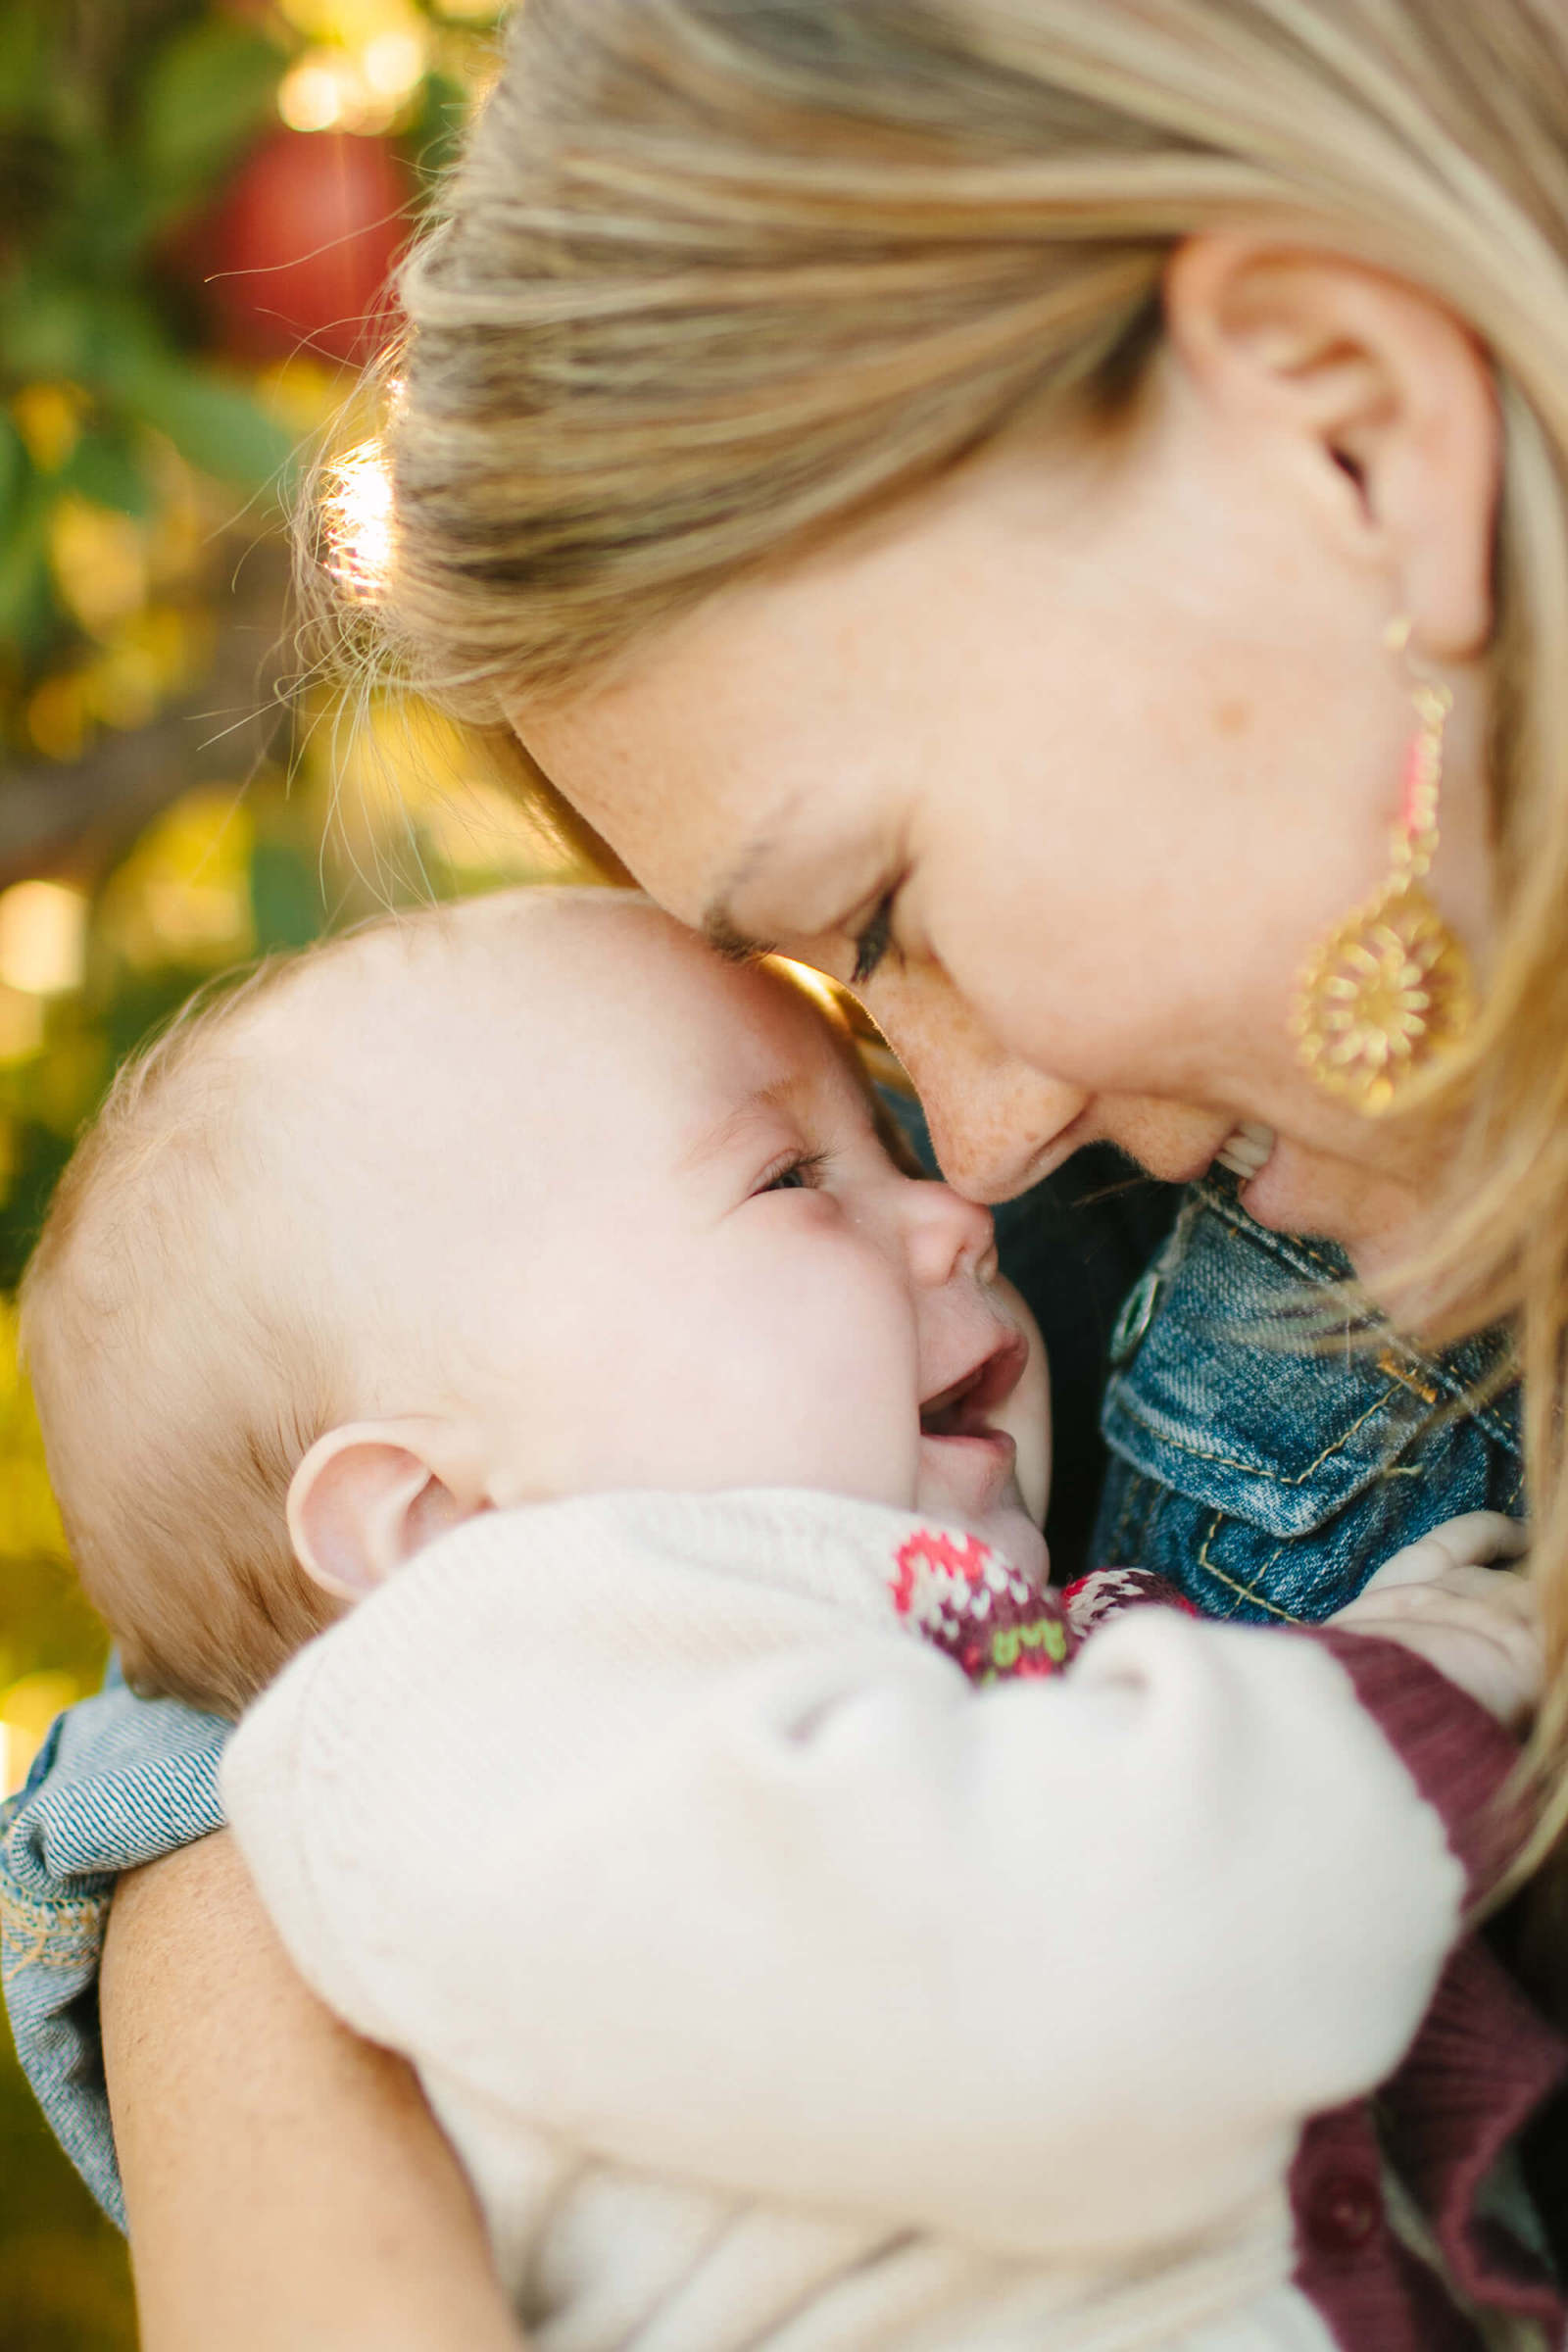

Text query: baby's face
(270, 895), (1050, 1580)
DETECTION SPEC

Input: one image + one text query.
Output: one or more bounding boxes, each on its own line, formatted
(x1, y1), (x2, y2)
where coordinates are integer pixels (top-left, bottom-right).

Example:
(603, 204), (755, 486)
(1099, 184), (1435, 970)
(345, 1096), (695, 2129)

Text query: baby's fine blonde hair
(319, 0), (1568, 1838)
(21, 951), (354, 1719)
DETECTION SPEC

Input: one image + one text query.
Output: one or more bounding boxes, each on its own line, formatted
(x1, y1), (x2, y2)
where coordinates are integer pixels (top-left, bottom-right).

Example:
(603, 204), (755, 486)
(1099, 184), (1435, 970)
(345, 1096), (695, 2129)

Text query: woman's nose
(867, 970), (1090, 1203)
(921, 1073), (1089, 1202)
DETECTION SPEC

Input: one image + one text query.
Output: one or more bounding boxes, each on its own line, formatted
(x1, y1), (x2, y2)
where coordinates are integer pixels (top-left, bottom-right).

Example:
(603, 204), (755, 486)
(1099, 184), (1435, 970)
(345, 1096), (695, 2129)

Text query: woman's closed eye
(851, 889), (901, 988)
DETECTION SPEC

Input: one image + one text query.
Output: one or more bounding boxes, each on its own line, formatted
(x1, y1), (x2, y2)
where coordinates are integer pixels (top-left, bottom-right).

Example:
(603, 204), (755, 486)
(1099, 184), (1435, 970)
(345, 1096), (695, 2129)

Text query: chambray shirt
(0, 1152), (1523, 2230)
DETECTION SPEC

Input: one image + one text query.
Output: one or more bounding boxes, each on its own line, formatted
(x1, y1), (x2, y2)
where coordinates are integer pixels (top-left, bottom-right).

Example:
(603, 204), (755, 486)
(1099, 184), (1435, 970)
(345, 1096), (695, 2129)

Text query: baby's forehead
(199, 893), (874, 1374)
(243, 891), (853, 1141)
(244, 892), (668, 1048)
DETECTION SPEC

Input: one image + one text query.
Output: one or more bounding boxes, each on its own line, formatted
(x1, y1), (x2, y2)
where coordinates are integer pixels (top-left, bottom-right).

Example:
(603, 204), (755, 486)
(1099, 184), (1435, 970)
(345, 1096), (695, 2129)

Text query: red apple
(205, 128), (410, 364)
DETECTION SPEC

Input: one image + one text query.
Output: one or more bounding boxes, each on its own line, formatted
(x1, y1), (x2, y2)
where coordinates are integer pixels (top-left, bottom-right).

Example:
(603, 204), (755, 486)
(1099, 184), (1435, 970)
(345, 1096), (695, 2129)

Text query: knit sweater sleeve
(220, 1489), (1493, 2264)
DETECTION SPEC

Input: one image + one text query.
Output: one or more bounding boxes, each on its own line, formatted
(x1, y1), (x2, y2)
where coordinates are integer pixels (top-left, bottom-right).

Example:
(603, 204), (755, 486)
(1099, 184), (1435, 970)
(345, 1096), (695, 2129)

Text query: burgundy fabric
(1309, 1628), (1528, 1901)
(1292, 1633), (1568, 2346)
(1382, 1938), (1568, 2328)
(1289, 2102), (1487, 2352)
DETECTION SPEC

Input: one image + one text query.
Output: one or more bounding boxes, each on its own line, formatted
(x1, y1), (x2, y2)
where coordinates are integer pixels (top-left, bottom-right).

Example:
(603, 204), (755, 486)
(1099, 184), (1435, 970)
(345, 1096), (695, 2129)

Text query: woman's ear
(287, 1422), (485, 1602)
(1163, 234), (1501, 661)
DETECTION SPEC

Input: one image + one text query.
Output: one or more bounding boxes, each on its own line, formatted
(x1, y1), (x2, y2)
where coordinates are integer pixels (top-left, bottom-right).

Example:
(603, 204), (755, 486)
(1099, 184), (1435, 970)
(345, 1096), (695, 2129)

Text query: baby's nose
(902, 1178), (998, 1290)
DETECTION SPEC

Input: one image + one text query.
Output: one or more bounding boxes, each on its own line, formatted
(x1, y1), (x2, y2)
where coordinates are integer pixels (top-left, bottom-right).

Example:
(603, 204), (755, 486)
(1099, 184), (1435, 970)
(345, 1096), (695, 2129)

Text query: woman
(360, 0), (1560, 1642)
(6, 0), (1568, 2341)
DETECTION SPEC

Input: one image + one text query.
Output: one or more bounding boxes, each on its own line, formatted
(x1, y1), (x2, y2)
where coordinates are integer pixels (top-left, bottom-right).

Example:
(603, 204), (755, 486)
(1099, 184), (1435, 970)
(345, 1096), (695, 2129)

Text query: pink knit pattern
(888, 1528), (1076, 1686)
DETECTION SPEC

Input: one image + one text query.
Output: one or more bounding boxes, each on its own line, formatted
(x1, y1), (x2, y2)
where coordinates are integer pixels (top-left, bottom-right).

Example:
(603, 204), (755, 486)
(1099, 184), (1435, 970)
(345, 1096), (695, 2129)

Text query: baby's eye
(757, 1150), (827, 1196)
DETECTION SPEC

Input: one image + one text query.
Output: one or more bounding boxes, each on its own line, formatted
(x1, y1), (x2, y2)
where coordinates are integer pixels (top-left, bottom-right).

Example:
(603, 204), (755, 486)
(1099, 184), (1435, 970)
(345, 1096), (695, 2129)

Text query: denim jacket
(0, 1154), (1525, 2229)
(1092, 1174), (1523, 1616)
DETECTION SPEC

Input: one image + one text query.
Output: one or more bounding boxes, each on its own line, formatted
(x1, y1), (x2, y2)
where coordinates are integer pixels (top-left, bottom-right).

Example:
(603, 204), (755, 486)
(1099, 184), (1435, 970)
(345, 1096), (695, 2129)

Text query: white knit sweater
(221, 1489), (1496, 2352)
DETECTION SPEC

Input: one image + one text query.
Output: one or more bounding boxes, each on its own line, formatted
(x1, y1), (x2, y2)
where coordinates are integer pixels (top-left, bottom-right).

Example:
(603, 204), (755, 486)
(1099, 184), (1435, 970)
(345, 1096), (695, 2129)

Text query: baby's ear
(287, 1422), (483, 1601)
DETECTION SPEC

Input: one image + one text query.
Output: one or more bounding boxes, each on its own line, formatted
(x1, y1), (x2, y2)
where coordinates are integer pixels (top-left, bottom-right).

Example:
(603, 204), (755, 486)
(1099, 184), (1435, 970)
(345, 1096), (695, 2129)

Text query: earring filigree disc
(1290, 878), (1473, 1116)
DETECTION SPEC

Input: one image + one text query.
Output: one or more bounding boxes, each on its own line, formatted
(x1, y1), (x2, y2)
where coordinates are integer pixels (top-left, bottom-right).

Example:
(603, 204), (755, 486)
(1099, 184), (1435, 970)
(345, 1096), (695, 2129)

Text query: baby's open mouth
(919, 1331), (1029, 1444)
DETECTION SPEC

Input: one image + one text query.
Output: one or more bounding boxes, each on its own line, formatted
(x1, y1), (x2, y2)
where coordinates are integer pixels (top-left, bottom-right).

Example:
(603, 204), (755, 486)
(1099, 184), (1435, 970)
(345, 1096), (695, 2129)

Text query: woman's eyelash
(851, 892), (897, 987)
(758, 1149), (828, 1195)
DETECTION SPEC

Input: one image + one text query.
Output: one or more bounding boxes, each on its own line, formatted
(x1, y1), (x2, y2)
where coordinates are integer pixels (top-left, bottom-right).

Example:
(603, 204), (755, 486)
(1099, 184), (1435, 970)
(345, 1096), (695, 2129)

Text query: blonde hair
(318, 0), (1568, 1838)
(21, 953), (354, 1720)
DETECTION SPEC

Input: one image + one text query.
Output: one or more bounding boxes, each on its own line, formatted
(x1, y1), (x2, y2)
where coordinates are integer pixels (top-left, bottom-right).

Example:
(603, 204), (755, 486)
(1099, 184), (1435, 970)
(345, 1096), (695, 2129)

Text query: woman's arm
(103, 1832), (526, 2352)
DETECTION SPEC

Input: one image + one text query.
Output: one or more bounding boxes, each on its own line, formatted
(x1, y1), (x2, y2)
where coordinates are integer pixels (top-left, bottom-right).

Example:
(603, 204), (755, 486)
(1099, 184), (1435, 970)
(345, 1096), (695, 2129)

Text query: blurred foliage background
(0, 1), (568, 2339)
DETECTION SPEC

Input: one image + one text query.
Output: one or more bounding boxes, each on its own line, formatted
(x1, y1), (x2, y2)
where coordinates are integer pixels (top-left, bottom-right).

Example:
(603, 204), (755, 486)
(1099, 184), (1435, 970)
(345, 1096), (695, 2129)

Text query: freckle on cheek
(1213, 698), (1252, 739)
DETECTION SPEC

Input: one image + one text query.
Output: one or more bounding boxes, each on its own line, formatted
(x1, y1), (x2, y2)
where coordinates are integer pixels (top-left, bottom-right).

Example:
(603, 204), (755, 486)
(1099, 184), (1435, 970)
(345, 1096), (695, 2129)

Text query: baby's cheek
(763, 1242), (924, 1500)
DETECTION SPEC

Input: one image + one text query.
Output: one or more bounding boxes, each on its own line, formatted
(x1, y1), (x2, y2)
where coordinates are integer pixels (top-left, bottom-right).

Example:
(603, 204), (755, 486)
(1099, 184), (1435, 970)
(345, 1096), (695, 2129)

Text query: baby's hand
(1330, 1512), (1540, 1733)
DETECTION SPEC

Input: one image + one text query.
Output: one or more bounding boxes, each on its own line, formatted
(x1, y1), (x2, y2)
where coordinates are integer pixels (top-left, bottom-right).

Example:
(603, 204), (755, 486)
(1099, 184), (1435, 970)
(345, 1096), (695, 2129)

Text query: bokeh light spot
(0, 882), (89, 999)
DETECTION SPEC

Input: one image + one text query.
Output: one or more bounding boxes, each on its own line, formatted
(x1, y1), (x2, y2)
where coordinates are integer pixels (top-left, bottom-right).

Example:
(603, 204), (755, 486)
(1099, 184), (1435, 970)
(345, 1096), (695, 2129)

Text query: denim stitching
(1193, 1180), (1351, 1284)
(1192, 1515), (1306, 1623)
(1112, 1375), (1408, 1489)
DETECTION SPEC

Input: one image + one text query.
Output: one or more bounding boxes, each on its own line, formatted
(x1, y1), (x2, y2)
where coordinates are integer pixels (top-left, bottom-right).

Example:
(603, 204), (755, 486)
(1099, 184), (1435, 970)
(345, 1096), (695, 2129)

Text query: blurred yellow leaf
(98, 787), (257, 971)
(325, 691), (461, 868)
(0, 1674), (82, 1796)
(28, 1028), (109, 1137)
(49, 497), (148, 636)
(0, 987), (46, 1068)
(257, 356), (347, 437)
(276, 0), (422, 45)
(144, 447), (209, 591)
(417, 774), (574, 884)
(11, 383), (88, 474)
(0, 1303), (68, 1563)
(24, 672), (92, 763)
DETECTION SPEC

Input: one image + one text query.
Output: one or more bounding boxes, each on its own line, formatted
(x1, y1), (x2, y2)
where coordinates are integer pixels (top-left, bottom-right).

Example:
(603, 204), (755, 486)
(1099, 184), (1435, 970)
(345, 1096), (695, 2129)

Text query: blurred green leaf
(0, 491), (57, 653)
(250, 840), (322, 952)
(0, 1128), (72, 1296)
(0, 275), (97, 382)
(0, 281), (175, 412)
(137, 19), (284, 217)
(59, 430), (152, 518)
(0, 414), (26, 536)
(408, 72), (473, 187)
(117, 361), (296, 490)
(0, 6), (49, 122)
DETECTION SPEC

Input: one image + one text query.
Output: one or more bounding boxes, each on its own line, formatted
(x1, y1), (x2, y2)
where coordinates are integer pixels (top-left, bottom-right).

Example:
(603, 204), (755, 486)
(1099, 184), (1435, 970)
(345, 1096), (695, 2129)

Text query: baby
(21, 889), (1547, 2351)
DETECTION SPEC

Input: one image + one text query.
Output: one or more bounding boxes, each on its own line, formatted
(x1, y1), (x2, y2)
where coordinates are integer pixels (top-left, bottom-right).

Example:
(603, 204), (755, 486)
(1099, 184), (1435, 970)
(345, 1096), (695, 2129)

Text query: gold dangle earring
(1289, 616), (1474, 1116)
